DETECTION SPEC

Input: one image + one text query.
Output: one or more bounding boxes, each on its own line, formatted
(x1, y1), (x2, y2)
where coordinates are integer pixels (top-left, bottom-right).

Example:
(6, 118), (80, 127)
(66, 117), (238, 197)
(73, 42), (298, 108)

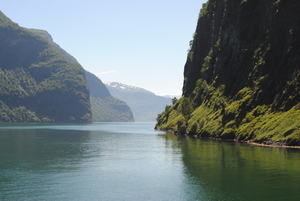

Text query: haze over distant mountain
(0, 11), (134, 123)
(105, 82), (172, 122)
(85, 73), (134, 122)
(30, 29), (134, 122)
(163, 95), (181, 99)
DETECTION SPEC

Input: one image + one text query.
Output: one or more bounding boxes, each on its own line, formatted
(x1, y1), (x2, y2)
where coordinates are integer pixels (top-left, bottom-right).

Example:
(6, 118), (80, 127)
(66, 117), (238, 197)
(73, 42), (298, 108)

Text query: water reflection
(0, 124), (189, 201)
(1, 123), (300, 201)
(0, 129), (90, 179)
(161, 132), (300, 201)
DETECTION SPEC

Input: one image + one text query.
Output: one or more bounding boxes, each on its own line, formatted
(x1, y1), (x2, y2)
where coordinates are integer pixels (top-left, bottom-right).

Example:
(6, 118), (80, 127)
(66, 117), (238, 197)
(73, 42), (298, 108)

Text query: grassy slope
(156, 86), (300, 146)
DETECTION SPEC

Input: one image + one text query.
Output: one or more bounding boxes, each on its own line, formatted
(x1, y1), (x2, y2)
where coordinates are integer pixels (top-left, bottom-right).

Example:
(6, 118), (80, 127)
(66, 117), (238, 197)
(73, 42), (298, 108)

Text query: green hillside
(29, 28), (134, 122)
(0, 11), (92, 122)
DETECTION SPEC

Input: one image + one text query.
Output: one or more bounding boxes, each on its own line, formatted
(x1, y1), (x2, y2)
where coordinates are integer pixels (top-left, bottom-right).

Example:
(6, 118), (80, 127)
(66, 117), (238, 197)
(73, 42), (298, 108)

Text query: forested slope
(29, 29), (134, 122)
(0, 11), (92, 122)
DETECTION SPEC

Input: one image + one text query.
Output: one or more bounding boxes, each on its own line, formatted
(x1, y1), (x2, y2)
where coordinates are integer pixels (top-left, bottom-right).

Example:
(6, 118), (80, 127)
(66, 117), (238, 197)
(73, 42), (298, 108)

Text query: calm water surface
(0, 122), (299, 200)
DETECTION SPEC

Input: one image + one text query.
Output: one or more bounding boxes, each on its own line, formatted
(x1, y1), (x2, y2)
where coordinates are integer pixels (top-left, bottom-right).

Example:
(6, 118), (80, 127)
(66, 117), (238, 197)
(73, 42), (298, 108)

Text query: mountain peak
(105, 82), (154, 95)
(105, 82), (172, 122)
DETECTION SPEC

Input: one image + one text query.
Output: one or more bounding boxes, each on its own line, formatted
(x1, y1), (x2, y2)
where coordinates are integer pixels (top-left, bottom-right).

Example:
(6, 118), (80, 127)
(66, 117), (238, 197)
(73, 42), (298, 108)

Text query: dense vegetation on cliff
(156, 0), (300, 146)
(0, 11), (92, 122)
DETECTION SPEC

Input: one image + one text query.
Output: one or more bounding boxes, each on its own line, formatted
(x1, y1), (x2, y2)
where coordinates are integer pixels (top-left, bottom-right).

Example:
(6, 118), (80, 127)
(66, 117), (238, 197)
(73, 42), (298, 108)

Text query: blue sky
(1, 0), (206, 96)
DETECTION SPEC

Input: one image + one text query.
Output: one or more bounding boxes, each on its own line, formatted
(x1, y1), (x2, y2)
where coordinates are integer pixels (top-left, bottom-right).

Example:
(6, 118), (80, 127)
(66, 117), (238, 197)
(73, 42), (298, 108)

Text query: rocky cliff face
(156, 0), (300, 146)
(183, 0), (300, 110)
(0, 11), (92, 122)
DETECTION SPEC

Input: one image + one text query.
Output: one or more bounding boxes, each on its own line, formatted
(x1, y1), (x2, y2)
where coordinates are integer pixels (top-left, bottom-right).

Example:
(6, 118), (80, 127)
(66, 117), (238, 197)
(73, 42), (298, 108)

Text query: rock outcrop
(156, 0), (300, 146)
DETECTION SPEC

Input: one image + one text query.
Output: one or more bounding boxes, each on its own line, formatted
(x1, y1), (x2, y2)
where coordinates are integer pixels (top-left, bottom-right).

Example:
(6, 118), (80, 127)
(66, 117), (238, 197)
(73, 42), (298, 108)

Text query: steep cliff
(85, 72), (134, 122)
(28, 28), (79, 64)
(0, 11), (92, 122)
(156, 0), (300, 146)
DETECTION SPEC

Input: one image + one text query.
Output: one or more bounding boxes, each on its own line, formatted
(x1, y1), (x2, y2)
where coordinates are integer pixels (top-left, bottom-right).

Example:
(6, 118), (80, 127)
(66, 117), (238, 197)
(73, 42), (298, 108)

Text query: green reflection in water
(0, 129), (90, 174)
(162, 133), (300, 201)
(1, 124), (300, 201)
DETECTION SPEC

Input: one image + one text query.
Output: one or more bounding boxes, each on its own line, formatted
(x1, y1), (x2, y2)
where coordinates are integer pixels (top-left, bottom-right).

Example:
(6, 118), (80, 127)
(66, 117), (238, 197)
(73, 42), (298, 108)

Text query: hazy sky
(1, 0), (206, 96)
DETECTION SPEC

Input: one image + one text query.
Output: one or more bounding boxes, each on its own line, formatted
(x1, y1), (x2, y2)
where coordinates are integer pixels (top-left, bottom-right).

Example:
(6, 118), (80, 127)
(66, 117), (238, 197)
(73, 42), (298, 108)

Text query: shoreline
(156, 128), (300, 149)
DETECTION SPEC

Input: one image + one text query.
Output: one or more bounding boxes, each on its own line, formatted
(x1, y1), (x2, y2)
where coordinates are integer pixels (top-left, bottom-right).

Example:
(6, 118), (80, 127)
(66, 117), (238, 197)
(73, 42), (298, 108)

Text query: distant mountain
(106, 82), (154, 94)
(85, 72), (134, 122)
(0, 11), (92, 123)
(0, 11), (134, 123)
(29, 29), (134, 122)
(105, 82), (172, 122)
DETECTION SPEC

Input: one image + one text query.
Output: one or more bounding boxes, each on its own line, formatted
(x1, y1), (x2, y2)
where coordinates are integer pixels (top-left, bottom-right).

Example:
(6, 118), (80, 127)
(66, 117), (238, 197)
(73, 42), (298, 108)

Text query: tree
(172, 97), (178, 105)
(179, 97), (193, 119)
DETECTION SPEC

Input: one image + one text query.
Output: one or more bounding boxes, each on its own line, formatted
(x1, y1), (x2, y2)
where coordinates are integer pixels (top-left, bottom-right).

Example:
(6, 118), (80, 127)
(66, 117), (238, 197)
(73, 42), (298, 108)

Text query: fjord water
(0, 123), (300, 201)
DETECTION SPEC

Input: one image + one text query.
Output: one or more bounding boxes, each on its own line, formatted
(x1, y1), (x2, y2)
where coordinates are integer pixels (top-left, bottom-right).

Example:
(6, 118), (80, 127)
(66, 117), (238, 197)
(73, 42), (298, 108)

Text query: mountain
(85, 73), (134, 122)
(106, 82), (154, 94)
(28, 28), (134, 122)
(156, 0), (300, 146)
(0, 11), (92, 123)
(106, 82), (172, 122)
(28, 28), (79, 64)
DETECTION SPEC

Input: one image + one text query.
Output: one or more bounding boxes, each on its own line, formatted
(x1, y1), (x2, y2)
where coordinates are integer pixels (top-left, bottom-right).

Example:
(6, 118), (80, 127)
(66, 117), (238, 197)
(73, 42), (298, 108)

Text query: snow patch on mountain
(105, 82), (154, 94)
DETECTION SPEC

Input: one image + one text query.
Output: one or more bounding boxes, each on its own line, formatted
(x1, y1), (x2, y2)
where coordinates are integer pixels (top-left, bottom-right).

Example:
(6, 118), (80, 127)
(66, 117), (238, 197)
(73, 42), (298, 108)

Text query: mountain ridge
(105, 82), (172, 122)
(29, 28), (134, 122)
(0, 11), (134, 123)
(105, 82), (154, 95)
(86, 74), (134, 122)
(0, 11), (92, 123)
(28, 28), (79, 64)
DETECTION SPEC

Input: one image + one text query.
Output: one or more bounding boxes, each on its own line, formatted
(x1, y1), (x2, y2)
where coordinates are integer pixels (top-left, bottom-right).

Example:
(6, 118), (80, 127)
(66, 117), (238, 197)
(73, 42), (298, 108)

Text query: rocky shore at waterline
(156, 128), (300, 149)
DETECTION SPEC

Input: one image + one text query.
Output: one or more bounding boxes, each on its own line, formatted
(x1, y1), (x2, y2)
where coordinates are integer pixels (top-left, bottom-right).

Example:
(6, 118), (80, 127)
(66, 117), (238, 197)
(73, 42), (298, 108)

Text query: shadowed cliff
(156, 0), (300, 146)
